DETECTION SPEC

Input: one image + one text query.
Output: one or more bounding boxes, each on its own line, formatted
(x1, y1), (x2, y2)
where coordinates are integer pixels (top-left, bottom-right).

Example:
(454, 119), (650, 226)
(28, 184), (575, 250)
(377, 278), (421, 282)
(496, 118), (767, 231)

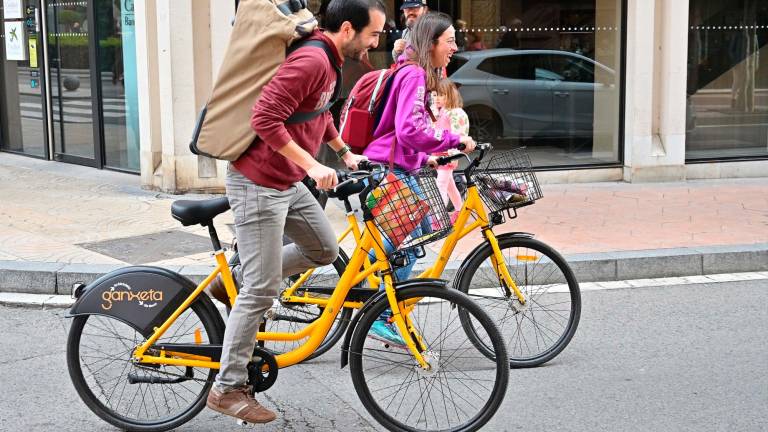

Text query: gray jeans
(214, 166), (338, 391)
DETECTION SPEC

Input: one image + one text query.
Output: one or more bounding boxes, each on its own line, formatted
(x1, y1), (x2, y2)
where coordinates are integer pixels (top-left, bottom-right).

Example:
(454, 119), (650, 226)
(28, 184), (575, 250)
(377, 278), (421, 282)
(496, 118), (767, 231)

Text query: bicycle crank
(247, 346), (278, 394)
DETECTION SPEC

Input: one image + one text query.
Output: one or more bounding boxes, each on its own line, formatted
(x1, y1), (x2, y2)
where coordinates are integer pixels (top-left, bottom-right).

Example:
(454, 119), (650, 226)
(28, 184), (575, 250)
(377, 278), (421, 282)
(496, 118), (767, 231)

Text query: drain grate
(79, 230), (213, 264)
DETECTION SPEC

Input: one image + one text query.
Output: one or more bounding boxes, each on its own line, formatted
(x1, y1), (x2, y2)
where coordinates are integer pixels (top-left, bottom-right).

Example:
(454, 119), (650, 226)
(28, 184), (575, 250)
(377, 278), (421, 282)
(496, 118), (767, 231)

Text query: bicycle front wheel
(349, 285), (509, 432)
(67, 298), (222, 432)
(456, 235), (581, 368)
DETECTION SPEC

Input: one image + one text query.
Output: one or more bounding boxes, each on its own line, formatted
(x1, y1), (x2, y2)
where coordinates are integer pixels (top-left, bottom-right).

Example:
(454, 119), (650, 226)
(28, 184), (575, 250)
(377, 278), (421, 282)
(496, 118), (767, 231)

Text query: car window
(478, 56), (533, 80)
(535, 67), (563, 81)
(447, 57), (468, 77)
(477, 58), (498, 76)
(549, 55), (595, 83)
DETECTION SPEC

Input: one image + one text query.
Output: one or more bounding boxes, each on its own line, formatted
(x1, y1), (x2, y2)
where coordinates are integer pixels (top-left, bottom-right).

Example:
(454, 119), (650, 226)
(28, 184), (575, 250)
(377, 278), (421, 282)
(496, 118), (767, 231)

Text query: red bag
(339, 63), (415, 154)
(368, 173), (430, 249)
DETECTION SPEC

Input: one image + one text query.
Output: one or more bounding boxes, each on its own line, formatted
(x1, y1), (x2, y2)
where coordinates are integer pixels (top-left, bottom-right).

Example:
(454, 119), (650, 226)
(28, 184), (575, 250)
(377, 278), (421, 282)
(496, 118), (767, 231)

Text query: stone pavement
(1, 151), (767, 295)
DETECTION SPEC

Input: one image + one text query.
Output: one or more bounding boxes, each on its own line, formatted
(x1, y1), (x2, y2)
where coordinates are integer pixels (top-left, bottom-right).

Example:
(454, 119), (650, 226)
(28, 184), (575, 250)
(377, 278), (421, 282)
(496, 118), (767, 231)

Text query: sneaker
(206, 386), (277, 424)
(368, 317), (406, 347)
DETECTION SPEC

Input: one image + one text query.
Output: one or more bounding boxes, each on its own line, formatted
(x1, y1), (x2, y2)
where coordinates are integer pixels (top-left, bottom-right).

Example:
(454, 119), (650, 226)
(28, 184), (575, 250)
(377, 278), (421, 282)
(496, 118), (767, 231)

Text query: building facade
(1, 0), (766, 193)
(1, 0), (140, 171)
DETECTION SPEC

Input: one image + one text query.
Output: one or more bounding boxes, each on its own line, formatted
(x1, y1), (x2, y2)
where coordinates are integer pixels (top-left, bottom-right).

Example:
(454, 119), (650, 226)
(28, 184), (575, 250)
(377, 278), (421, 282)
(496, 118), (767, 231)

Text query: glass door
(1, 0), (49, 158)
(46, 0), (101, 166)
(96, 0), (139, 172)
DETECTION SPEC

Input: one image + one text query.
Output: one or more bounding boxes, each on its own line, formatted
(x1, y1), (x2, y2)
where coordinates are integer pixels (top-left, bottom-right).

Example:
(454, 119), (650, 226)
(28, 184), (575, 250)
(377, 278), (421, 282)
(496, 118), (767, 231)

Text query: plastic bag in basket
(368, 173), (431, 249)
(476, 174), (529, 206)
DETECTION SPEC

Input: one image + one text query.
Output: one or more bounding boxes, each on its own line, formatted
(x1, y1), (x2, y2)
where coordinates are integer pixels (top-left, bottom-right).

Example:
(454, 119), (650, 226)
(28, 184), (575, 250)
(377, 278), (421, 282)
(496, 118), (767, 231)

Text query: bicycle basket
(474, 148), (543, 213)
(366, 168), (452, 251)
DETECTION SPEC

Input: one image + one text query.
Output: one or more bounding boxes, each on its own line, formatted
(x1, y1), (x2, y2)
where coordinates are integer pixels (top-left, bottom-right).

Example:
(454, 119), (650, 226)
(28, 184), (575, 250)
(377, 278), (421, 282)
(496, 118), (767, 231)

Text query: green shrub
(56, 10), (84, 26)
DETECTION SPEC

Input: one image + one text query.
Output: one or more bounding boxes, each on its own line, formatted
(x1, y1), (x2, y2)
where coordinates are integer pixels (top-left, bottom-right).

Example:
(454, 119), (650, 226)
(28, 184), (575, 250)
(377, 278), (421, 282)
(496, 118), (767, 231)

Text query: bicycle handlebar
(434, 142), (493, 167)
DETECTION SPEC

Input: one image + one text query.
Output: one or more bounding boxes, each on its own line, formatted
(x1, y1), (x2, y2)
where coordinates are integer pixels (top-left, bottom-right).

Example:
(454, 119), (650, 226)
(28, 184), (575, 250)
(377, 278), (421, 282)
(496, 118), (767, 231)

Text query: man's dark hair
(324, 0), (386, 33)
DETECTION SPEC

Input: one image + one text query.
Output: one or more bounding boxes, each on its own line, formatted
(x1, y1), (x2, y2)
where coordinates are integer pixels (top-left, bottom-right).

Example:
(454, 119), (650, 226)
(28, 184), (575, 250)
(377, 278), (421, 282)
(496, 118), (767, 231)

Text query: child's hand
(459, 136), (476, 153)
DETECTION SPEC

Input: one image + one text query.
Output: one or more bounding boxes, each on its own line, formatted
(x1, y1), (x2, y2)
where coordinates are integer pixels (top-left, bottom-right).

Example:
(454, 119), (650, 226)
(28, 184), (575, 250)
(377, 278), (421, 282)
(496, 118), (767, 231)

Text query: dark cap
(400, 0), (426, 10)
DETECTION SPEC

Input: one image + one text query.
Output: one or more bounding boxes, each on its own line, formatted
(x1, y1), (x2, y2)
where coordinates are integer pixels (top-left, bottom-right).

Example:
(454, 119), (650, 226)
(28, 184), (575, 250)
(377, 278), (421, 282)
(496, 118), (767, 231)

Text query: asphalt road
(1, 279), (766, 432)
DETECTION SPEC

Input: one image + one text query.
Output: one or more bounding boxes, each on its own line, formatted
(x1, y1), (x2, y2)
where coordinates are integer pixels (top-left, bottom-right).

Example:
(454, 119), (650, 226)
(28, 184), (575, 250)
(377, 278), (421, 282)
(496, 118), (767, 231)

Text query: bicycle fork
(483, 229), (527, 305)
(381, 275), (432, 370)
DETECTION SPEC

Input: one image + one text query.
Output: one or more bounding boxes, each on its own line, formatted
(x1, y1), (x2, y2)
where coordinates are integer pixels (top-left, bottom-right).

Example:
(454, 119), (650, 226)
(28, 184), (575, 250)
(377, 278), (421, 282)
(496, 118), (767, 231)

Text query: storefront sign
(4, 0), (24, 19)
(4, 21), (28, 61)
(28, 36), (38, 68)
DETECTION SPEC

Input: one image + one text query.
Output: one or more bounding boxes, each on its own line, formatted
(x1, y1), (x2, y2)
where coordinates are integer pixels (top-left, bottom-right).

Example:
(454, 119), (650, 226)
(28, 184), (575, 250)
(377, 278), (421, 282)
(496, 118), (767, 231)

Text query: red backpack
(339, 62), (416, 154)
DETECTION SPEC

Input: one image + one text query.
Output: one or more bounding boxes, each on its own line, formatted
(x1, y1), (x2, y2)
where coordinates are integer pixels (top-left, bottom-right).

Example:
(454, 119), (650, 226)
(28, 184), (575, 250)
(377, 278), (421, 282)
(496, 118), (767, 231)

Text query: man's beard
(342, 40), (367, 61)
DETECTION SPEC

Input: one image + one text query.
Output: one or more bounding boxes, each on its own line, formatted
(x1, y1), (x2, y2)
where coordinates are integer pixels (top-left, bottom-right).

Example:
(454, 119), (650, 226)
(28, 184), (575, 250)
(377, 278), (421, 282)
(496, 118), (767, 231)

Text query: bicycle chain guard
(247, 346), (278, 394)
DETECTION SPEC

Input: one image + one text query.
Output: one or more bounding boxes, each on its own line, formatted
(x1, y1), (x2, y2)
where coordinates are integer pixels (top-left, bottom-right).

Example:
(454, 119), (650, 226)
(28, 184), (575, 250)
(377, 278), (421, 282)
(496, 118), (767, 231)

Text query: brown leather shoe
(205, 275), (230, 305)
(206, 386), (277, 424)
(206, 264), (241, 306)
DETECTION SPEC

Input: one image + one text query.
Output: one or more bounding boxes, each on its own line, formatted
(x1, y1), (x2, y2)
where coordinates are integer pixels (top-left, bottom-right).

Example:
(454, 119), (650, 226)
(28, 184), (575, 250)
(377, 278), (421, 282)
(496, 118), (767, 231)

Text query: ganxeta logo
(101, 282), (163, 311)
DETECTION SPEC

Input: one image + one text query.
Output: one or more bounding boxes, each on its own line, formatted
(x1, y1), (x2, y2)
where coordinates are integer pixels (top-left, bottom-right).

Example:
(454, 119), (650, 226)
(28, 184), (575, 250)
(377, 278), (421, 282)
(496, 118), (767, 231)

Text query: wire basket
(366, 167), (452, 251)
(474, 148), (543, 213)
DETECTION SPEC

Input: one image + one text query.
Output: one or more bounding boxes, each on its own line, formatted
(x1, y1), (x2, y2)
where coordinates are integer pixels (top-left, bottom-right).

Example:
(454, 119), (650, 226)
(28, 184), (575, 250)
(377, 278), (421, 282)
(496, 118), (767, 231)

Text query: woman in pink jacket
(363, 11), (476, 345)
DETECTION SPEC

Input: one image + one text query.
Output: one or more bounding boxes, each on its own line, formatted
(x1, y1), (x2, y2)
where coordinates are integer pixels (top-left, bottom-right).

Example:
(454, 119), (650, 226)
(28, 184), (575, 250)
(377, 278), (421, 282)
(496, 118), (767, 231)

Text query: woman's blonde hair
(436, 78), (463, 110)
(406, 11), (453, 91)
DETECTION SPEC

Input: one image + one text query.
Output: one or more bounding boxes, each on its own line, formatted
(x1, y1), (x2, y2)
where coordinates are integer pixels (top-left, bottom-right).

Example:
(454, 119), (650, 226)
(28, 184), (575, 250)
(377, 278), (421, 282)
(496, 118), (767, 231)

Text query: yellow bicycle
(255, 144), (581, 368)
(65, 167), (510, 432)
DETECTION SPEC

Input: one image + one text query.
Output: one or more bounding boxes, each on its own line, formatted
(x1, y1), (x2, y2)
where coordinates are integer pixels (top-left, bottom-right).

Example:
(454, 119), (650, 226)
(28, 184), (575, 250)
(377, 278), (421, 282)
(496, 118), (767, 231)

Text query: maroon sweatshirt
(233, 30), (342, 190)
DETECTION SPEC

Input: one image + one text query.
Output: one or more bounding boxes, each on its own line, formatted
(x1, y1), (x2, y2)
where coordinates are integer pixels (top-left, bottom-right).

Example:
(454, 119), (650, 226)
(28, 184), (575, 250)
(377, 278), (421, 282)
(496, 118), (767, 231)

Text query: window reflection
(687, 0), (768, 160)
(319, 0), (624, 168)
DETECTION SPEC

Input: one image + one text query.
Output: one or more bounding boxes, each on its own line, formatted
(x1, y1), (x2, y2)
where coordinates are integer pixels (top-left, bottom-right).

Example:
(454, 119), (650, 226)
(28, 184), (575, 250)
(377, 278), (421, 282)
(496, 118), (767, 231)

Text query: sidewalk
(1, 152), (767, 296)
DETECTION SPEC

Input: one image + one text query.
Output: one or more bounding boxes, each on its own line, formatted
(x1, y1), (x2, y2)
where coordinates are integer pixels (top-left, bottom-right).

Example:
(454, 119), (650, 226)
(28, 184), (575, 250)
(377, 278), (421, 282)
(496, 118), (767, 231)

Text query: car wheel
(466, 106), (502, 141)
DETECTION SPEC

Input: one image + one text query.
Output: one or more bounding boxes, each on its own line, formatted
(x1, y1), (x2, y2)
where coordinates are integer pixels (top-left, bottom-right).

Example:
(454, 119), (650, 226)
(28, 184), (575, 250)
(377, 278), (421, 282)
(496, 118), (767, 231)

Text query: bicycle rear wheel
(349, 285), (509, 432)
(456, 235), (581, 368)
(67, 298), (222, 432)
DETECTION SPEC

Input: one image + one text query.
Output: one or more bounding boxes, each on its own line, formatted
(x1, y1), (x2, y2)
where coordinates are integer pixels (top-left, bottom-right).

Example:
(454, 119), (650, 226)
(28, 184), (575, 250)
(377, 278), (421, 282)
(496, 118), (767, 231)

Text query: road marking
(2, 271), (767, 309)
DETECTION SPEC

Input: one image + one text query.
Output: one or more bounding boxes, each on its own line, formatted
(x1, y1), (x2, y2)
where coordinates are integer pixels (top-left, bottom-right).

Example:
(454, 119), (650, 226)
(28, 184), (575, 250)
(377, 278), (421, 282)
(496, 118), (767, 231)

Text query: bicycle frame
(281, 182), (528, 307)
(131, 218), (433, 371)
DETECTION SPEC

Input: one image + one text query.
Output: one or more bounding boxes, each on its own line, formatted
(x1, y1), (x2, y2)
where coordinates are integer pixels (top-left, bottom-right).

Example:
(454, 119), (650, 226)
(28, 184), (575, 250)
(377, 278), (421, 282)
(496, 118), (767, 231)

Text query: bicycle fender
(340, 278), (448, 369)
(67, 266), (224, 339)
(453, 232), (535, 289)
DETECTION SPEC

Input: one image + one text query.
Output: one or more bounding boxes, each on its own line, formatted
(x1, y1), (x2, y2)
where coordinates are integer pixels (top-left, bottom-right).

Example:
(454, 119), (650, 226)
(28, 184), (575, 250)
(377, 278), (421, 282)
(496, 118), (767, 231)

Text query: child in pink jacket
(433, 78), (469, 221)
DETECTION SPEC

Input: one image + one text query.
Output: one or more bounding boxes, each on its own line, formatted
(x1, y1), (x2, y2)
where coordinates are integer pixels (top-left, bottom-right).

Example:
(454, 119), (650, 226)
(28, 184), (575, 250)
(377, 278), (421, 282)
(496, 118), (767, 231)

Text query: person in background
(391, 0), (428, 62)
(454, 19), (467, 52)
(467, 31), (487, 51)
(497, 18), (522, 49)
(433, 78), (469, 222)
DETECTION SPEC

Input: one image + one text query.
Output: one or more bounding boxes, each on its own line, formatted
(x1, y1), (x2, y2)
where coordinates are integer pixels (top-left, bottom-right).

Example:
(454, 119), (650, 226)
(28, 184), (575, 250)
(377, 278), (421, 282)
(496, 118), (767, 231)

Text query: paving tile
(2, 152), (768, 292)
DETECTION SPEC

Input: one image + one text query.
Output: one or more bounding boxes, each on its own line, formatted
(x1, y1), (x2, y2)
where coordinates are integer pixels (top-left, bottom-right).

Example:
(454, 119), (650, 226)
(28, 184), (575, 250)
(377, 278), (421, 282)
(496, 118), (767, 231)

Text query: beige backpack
(190, 0), (340, 161)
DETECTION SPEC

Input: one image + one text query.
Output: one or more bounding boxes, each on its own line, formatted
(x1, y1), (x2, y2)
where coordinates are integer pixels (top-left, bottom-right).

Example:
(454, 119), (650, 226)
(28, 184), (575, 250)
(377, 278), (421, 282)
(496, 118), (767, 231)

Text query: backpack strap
(285, 39), (343, 125)
(372, 62), (417, 131)
(368, 70), (389, 113)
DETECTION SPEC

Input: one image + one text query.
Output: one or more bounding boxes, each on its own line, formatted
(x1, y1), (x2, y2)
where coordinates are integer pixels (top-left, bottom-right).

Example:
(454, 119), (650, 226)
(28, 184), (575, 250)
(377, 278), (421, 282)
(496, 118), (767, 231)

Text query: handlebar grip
(357, 160), (374, 171)
(436, 153), (466, 166)
(333, 177), (355, 192)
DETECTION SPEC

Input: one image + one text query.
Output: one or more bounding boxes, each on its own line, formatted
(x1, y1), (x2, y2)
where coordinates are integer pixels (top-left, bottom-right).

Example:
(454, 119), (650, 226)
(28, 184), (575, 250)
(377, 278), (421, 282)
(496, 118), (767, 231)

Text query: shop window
(686, 0), (768, 160)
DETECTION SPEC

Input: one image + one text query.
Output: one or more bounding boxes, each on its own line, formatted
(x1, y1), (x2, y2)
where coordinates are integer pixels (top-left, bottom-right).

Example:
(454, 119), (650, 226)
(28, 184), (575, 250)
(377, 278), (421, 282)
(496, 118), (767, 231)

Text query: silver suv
(447, 49), (616, 142)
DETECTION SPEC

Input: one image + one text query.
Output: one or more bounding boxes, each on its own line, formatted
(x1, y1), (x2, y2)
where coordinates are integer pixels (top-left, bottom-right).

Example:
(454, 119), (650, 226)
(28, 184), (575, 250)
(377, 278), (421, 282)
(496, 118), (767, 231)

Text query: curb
(1, 243), (767, 295)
